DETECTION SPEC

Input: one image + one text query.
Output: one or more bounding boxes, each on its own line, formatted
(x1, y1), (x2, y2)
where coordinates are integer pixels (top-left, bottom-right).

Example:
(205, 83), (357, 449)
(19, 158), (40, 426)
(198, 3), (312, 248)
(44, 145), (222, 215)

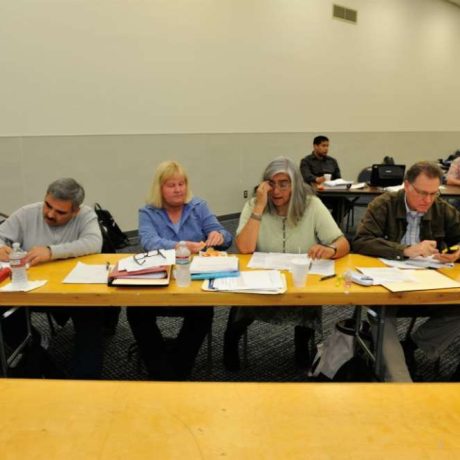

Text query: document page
(380, 269), (460, 293)
(212, 270), (284, 292)
(63, 262), (109, 284)
(380, 257), (454, 270)
(248, 252), (334, 275)
(0, 280), (47, 292)
(190, 256), (239, 274)
(356, 267), (416, 285)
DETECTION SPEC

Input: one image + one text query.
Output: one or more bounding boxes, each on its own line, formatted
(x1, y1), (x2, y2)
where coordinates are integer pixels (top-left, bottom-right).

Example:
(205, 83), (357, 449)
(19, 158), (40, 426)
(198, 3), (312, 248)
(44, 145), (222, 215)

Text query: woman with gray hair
(223, 157), (349, 372)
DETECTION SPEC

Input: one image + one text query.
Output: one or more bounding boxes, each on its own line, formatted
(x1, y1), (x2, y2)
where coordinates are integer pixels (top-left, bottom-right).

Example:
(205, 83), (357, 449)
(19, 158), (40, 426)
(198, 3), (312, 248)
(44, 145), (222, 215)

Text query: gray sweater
(0, 202), (102, 259)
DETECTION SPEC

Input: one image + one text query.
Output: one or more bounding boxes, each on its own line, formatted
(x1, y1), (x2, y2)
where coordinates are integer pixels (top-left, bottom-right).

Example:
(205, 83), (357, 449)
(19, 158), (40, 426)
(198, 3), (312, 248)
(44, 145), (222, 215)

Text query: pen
(106, 262), (110, 271)
(320, 274), (336, 281)
(157, 249), (166, 259)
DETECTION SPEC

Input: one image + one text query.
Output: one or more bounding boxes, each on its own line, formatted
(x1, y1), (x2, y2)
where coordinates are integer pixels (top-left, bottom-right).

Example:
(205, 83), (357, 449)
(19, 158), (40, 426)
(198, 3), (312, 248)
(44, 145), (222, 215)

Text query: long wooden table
(1, 253), (459, 379)
(1, 253), (460, 307)
(1, 379), (460, 459)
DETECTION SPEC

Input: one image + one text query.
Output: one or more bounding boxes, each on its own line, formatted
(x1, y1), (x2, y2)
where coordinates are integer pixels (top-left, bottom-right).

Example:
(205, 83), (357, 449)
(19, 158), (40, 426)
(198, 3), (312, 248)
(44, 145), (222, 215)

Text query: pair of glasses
(133, 249), (166, 265)
(410, 183), (440, 199)
(268, 180), (291, 191)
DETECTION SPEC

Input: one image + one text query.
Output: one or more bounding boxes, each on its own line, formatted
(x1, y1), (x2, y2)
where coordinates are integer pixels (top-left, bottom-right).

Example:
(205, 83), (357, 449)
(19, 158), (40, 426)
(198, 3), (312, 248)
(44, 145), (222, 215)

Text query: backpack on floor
(94, 203), (129, 251)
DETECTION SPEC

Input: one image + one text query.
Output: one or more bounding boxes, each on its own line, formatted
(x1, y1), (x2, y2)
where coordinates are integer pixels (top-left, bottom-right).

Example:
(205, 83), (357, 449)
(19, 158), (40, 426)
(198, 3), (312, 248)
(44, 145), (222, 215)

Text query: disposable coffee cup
(291, 258), (310, 288)
(324, 173), (332, 182)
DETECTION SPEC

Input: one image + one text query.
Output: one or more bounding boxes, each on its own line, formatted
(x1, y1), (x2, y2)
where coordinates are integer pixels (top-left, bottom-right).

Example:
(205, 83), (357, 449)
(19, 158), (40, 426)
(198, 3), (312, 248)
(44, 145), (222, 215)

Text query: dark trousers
(49, 307), (105, 379)
(127, 307), (213, 380)
(0, 306), (105, 379)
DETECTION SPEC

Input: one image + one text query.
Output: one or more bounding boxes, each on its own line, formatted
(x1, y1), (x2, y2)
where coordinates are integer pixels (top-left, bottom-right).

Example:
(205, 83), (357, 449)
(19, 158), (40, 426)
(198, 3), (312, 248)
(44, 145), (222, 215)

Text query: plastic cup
(324, 173), (332, 182)
(291, 258), (310, 288)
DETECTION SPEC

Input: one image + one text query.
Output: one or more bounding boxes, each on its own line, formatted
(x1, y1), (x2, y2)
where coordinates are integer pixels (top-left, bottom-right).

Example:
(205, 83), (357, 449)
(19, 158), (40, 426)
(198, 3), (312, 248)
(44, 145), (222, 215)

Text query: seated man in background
(300, 135), (344, 222)
(0, 177), (105, 379)
(300, 135), (341, 185)
(353, 161), (460, 382)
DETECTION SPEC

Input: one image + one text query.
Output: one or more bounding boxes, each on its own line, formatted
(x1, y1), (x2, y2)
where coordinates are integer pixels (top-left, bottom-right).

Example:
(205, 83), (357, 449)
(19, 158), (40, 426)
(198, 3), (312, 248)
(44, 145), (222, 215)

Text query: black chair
(0, 307), (33, 376)
(344, 167), (373, 233)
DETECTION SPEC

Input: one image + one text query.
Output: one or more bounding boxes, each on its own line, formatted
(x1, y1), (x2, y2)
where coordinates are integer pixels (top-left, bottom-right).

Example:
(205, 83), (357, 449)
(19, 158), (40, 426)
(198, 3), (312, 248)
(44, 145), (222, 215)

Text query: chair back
(357, 167), (372, 183)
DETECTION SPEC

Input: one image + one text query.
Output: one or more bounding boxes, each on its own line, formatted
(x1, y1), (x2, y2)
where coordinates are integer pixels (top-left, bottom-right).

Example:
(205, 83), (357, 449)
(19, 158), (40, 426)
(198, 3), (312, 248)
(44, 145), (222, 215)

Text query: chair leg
(206, 326), (213, 375)
(242, 329), (248, 368)
(46, 311), (57, 336)
(405, 316), (417, 341)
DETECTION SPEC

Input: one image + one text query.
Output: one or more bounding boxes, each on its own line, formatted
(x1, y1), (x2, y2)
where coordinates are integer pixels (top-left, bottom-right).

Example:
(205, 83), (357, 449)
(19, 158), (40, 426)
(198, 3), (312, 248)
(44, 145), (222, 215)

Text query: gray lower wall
(1, 131), (459, 231)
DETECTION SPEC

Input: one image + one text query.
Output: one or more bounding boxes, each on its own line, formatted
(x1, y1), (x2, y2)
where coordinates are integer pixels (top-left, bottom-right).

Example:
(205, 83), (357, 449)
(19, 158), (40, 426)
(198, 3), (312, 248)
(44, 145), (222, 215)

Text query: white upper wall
(1, 0), (460, 136)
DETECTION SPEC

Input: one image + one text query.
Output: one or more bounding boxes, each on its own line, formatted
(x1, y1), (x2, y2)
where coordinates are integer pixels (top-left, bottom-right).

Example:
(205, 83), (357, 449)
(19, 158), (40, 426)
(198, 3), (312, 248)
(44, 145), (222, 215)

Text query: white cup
(291, 257), (310, 288)
(324, 173), (332, 182)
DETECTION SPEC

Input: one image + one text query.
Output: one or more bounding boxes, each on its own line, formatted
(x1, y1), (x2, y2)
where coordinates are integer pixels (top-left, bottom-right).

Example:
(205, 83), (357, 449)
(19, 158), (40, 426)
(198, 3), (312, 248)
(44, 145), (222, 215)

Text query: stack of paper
(108, 251), (174, 286)
(324, 178), (353, 189)
(380, 257), (454, 270)
(356, 267), (460, 292)
(108, 264), (171, 286)
(203, 270), (286, 294)
(190, 256), (239, 280)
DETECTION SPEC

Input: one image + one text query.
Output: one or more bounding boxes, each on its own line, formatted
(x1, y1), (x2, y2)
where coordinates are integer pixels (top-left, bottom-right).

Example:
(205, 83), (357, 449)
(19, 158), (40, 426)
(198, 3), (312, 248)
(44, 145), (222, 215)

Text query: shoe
(294, 326), (314, 369)
(401, 337), (417, 376)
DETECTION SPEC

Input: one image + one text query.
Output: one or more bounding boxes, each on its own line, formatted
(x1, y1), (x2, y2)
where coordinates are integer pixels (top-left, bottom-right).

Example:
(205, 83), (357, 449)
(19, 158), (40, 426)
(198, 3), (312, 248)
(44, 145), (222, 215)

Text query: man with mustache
(0, 177), (104, 379)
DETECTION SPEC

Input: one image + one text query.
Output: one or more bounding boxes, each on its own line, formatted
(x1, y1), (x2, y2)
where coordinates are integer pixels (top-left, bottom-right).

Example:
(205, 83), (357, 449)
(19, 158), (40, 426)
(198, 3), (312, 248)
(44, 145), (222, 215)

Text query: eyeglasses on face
(133, 249), (166, 265)
(410, 183), (440, 199)
(268, 180), (291, 191)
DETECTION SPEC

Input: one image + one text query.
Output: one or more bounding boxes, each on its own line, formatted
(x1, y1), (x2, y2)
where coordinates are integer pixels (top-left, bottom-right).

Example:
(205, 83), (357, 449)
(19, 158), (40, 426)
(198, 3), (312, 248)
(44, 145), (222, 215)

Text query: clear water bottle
(9, 242), (28, 288)
(175, 241), (191, 288)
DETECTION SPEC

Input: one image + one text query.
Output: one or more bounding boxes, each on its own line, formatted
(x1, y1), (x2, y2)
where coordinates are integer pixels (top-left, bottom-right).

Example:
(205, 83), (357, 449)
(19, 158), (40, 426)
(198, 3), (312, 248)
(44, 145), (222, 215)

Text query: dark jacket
(352, 190), (460, 259)
(300, 153), (341, 183)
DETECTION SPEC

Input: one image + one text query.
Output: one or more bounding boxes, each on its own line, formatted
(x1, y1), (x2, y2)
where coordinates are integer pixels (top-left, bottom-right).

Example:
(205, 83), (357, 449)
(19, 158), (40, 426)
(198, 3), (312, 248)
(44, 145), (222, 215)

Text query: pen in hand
(320, 274), (336, 281)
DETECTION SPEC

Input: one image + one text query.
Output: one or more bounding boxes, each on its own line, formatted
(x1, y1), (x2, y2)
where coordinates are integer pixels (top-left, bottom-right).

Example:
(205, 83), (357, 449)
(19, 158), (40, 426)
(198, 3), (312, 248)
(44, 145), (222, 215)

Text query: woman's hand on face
(308, 244), (335, 260)
(254, 181), (272, 212)
(205, 231), (224, 248)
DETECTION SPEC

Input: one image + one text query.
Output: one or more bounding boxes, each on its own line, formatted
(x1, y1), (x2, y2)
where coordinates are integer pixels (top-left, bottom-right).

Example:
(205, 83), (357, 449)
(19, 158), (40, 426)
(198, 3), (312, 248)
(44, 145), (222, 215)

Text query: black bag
(94, 203), (129, 250)
(369, 164), (405, 187)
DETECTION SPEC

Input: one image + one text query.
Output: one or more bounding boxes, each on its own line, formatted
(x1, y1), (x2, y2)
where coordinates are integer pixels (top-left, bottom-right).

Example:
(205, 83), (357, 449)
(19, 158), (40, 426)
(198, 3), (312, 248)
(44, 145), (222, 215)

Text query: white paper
(379, 257), (453, 270)
(63, 262), (110, 284)
(118, 249), (175, 272)
(324, 179), (353, 187)
(356, 267), (416, 285)
(247, 252), (334, 275)
(190, 256), (239, 274)
(350, 182), (366, 190)
(383, 184), (404, 192)
(211, 270), (284, 292)
(0, 280), (47, 292)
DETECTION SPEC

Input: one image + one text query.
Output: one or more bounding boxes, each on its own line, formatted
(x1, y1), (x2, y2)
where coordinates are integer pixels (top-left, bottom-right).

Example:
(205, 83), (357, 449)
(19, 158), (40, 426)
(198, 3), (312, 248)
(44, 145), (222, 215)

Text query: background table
(316, 184), (460, 230)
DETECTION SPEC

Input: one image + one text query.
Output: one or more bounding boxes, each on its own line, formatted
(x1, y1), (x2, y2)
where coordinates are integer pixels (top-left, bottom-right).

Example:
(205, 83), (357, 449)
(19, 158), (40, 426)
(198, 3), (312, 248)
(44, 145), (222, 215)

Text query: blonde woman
(127, 161), (232, 380)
